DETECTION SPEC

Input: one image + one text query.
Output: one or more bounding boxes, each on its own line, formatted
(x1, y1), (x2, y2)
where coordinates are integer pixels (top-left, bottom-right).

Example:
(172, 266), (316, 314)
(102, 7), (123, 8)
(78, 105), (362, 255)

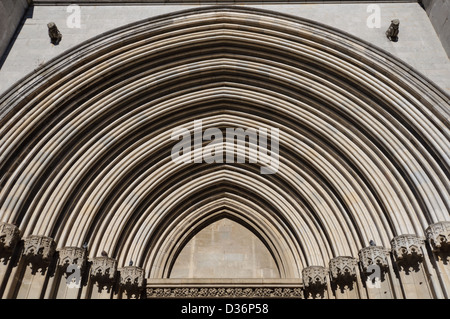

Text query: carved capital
(0, 223), (20, 251)
(329, 257), (357, 279)
(58, 247), (86, 268)
(302, 266), (328, 287)
(358, 246), (389, 271)
(426, 222), (450, 252)
(90, 256), (117, 280)
(391, 234), (424, 260)
(120, 266), (145, 288)
(23, 235), (56, 261)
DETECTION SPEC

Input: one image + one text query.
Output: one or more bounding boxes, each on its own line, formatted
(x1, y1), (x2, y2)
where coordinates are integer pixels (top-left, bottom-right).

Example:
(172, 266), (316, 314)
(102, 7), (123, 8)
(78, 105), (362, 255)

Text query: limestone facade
(0, 3), (449, 299)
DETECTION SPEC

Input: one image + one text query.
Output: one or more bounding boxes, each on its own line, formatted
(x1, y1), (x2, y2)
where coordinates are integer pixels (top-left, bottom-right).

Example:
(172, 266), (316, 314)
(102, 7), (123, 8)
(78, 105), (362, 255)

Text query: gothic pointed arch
(0, 6), (448, 299)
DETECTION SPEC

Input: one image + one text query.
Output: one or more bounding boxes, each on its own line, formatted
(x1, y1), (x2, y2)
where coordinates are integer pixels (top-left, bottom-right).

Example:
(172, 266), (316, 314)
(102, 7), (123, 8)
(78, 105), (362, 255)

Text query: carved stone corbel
(358, 246), (389, 271)
(329, 257), (358, 292)
(391, 234), (424, 260)
(358, 246), (390, 287)
(302, 266), (328, 299)
(90, 256), (117, 292)
(0, 223), (20, 261)
(22, 235), (56, 274)
(329, 256), (357, 279)
(58, 247), (86, 268)
(425, 222), (450, 252)
(302, 266), (328, 287)
(120, 266), (144, 287)
(119, 266), (145, 298)
(57, 247), (86, 288)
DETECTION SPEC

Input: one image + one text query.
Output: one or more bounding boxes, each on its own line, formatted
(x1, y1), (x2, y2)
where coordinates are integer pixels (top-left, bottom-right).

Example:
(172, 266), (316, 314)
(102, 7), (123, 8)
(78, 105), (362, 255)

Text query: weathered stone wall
(0, 3), (449, 95)
(422, 0), (450, 58)
(0, 0), (29, 63)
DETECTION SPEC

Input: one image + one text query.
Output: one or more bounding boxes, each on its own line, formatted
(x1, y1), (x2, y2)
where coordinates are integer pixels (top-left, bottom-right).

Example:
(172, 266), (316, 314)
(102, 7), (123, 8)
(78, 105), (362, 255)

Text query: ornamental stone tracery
(302, 266), (328, 287)
(358, 246), (389, 271)
(90, 256), (117, 280)
(23, 235), (56, 261)
(58, 246), (86, 268)
(391, 235), (424, 260)
(119, 266), (145, 287)
(329, 257), (358, 279)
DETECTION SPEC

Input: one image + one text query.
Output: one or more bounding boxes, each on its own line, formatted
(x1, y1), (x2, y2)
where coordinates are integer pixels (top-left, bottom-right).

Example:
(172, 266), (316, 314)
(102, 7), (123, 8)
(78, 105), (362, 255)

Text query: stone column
(49, 247), (87, 299)
(358, 246), (393, 299)
(426, 222), (450, 298)
(119, 266), (145, 299)
(391, 234), (433, 299)
(89, 256), (117, 299)
(302, 266), (328, 299)
(329, 256), (359, 299)
(16, 235), (56, 299)
(0, 223), (21, 298)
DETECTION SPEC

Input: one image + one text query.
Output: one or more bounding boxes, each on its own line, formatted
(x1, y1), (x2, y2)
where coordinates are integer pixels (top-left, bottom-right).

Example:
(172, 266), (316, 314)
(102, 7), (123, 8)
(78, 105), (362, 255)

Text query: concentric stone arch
(0, 6), (448, 299)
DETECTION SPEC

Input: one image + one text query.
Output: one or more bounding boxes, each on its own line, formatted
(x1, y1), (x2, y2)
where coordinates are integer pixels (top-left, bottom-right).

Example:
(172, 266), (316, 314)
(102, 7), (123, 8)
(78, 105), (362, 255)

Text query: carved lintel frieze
(58, 246), (86, 268)
(146, 287), (303, 298)
(391, 234), (424, 260)
(358, 246), (389, 271)
(23, 235), (56, 261)
(302, 266), (328, 287)
(90, 256), (117, 280)
(329, 257), (357, 280)
(0, 223), (20, 252)
(119, 266), (145, 288)
(426, 222), (450, 252)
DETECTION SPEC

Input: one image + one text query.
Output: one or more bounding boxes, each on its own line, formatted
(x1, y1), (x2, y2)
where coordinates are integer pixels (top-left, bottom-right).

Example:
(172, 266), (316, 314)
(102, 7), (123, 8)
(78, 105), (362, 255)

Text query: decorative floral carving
(119, 266), (144, 287)
(0, 223), (20, 251)
(58, 247), (86, 267)
(302, 266), (328, 287)
(358, 246), (389, 271)
(146, 287), (303, 298)
(329, 256), (357, 279)
(426, 222), (450, 251)
(391, 235), (424, 260)
(23, 235), (56, 260)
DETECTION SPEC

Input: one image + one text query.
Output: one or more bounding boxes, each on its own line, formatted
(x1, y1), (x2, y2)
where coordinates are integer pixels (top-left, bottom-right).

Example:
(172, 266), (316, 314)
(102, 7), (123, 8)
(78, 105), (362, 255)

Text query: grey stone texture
(0, 3), (449, 95)
(170, 218), (279, 279)
(422, 0), (450, 58)
(0, 0), (28, 62)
